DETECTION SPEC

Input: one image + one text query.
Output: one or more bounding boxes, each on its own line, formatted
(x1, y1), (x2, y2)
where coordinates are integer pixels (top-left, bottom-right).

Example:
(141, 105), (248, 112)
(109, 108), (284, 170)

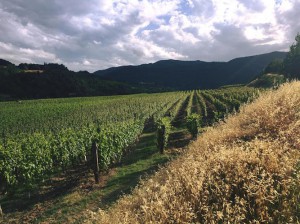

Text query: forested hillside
(0, 63), (148, 101)
(249, 33), (300, 87)
(0, 51), (291, 101)
(94, 52), (287, 89)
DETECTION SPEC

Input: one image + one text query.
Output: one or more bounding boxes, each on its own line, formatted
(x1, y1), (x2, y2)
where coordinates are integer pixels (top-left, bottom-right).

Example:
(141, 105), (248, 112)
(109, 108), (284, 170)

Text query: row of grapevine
(189, 87), (260, 127)
(0, 93), (186, 135)
(156, 92), (194, 153)
(201, 91), (228, 113)
(0, 87), (258, 192)
(191, 91), (201, 114)
(0, 92), (188, 191)
(165, 94), (188, 119)
(195, 91), (207, 118)
(185, 91), (194, 116)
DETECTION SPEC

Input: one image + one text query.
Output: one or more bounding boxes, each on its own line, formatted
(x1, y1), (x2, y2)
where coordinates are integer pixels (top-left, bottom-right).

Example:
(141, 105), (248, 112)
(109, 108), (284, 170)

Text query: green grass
(100, 132), (171, 207)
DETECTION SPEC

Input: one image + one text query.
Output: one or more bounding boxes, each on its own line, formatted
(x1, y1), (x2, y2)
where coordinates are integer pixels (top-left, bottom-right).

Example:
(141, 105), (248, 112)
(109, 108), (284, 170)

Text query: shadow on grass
(168, 129), (191, 149)
(99, 131), (170, 207)
(1, 164), (89, 213)
(122, 132), (158, 165)
(100, 156), (168, 207)
(98, 115), (193, 208)
(0, 133), (157, 215)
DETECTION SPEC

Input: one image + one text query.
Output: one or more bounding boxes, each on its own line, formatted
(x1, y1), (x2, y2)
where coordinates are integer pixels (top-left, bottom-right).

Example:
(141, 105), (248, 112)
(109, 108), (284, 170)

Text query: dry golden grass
(86, 81), (300, 224)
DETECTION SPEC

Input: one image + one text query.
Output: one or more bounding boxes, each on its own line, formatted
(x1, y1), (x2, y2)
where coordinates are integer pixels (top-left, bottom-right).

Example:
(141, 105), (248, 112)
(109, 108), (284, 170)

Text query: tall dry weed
(86, 81), (300, 224)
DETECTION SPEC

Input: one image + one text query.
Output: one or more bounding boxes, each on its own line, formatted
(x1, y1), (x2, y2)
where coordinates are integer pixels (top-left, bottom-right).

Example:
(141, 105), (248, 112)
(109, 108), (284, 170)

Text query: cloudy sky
(0, 0), (299, 72)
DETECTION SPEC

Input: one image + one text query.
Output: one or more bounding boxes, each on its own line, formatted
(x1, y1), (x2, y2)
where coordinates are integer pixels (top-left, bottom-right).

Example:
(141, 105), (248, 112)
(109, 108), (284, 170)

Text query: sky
(0, 0), (299, 72)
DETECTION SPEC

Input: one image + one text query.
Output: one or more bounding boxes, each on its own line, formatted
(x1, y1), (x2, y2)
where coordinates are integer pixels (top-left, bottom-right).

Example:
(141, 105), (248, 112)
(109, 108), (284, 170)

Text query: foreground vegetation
(0, 87), (257, 192)
(0, 92), (188, 191)
(86, 81), (300, 223)
(0, 86), (258, 220)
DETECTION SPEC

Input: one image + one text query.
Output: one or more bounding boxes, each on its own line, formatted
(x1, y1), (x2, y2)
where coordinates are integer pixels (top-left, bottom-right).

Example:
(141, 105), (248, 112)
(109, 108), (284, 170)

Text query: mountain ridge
(94, 51), (287, 89)
(0, 51), (288, 100)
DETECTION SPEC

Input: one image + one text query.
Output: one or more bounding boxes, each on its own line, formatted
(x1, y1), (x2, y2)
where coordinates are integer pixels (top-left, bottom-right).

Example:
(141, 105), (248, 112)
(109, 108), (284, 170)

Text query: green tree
(264, 59), (283, 74)
(283, 33), (300, 78)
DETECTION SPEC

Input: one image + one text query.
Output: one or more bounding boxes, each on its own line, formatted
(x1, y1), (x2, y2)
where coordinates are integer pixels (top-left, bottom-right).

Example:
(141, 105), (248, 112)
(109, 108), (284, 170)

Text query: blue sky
(0, 0), (299, 72)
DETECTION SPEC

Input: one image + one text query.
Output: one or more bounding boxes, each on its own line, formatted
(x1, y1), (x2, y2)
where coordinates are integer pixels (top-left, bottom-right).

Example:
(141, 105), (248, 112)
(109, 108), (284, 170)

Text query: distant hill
(0, 59), (13, 66)
(94, 51), (287, 89)
(0, 62), (151, 101)
(0, 51), (288, 100)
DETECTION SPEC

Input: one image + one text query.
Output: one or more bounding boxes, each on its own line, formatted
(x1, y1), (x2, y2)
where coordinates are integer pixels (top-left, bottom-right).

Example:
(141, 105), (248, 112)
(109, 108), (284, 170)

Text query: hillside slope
(0, 62), (151, 100)
(0, 59), (13, 66)
(94, 51), (287, 89)
(87, 81), (300, 223)
(247, 73), (287, 88)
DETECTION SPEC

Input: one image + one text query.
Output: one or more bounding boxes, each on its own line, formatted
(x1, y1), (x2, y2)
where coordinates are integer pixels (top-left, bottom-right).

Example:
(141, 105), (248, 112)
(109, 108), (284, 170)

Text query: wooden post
(0, 204), (3, 218)
(91, 141), (100, 184)
(159, 125), (165, 154)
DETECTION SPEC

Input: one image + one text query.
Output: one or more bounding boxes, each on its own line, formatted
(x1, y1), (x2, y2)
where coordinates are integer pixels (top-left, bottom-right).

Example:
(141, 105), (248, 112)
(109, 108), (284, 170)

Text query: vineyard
(0, 86), (259, 221)
(87, 81), (300, 224)
(0, 87), (259, 191)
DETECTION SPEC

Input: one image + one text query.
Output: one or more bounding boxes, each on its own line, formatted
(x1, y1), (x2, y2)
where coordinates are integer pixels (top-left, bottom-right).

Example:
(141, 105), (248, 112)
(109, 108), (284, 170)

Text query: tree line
(264, 33), (300, 78)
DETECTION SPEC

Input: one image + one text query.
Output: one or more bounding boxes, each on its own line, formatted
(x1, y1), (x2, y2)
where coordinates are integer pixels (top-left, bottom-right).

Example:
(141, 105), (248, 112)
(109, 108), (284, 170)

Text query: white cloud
(0, 0), (299, 71)
(0, 41), (60, 64)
